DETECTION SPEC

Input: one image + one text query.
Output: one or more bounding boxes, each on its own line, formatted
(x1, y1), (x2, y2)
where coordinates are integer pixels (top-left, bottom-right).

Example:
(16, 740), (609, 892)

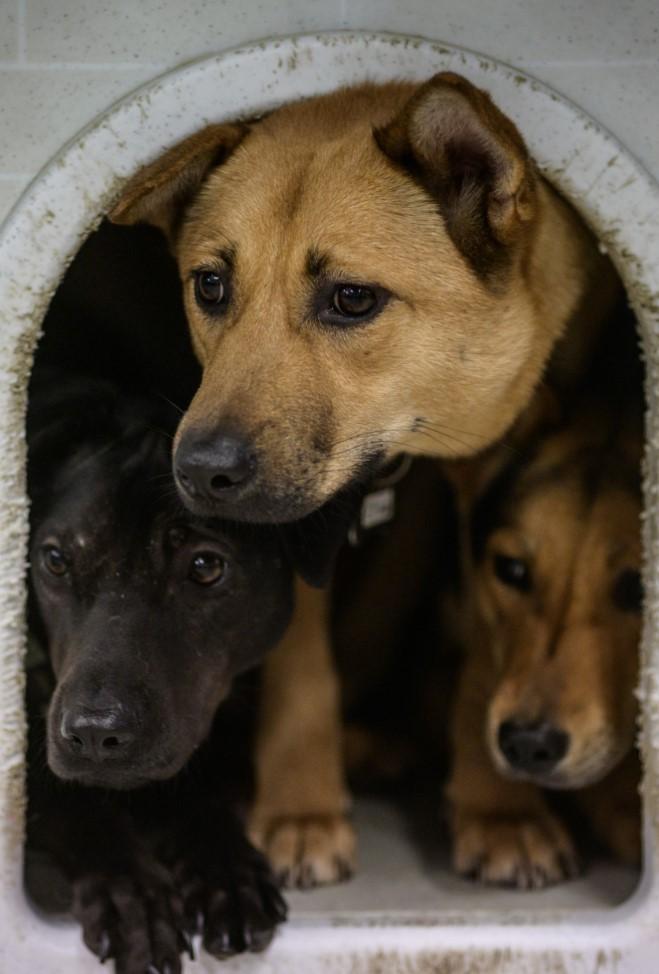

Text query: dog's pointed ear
(108, 123), (248, 240)
(278, 485), (366, 588)
(375, 73), (536, 275)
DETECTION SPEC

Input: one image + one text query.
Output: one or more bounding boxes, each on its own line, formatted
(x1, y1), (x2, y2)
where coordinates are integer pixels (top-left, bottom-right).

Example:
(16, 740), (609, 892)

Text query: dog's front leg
(249, 577), (355, 889)
(446, 653), (581, 889)
(26, 786), (188, 974)
(160, 795), (288, 958)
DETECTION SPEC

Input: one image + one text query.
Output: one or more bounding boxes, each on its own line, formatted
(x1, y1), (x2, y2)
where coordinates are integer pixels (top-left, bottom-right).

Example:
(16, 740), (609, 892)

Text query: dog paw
(73, 863), (190, 974)
(250, 813), (356, 889)
(452, 810), (581, 889)
(172, 830), (287, 959)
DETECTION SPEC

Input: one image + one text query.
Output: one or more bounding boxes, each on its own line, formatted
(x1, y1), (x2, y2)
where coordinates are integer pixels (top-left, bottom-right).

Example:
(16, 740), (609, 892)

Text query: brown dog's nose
(175, 433), (256, 503)
(497, 719), (569, 776)
(60, 708), (137, 762)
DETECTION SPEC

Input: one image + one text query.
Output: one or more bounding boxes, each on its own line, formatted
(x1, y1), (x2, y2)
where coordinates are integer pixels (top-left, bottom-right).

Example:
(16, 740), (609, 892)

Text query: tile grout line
(0, 58), (656, 73)
(518, 57), (659, 69)
(0, 60), (168, 71)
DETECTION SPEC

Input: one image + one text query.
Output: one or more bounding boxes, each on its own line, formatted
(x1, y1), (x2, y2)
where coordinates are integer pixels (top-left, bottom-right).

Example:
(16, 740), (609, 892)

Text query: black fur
(26, 373), (294, 973)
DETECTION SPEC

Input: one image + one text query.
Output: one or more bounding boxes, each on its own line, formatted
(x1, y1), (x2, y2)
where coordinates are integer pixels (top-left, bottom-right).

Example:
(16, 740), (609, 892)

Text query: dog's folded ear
(374, 72), (536, 278)
(108, 123), (248, 240)
(278, 485), (366, 589)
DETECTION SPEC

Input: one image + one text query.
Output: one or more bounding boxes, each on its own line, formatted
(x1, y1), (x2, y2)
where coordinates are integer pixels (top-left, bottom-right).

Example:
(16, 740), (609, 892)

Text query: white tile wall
(347, 0), (659, 64)
(24, 0), (344, 64)
(0, 67), (156, 173)
(0, 1), (18, 60)
(0, 176), (28, 223)
(533, 62), (659, 181)
(0, 0), (657, 221)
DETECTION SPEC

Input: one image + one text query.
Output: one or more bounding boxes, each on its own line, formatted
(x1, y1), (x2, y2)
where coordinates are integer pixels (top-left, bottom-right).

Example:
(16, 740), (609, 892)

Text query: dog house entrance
(25, 213), (641, 932)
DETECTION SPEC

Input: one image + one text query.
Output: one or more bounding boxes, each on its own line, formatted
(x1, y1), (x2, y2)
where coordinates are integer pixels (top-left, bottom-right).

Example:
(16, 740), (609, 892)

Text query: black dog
(26, 373), (294, 973)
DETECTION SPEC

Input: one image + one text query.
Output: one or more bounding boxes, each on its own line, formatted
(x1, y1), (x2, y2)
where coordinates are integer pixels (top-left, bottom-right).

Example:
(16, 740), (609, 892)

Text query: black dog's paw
(73, 860), (192, 974)
(174, 831), (287, 959)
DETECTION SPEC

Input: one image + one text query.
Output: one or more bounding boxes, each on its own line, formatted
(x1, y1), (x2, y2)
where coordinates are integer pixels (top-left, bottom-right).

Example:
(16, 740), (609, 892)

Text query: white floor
(287, 797), (639, 922)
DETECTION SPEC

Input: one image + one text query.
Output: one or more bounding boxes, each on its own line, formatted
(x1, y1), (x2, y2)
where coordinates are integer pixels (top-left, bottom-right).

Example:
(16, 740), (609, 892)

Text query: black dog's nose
(497, 719), (569, 775)
(60, 708), (137, 762)
(175, 433), (256, 501)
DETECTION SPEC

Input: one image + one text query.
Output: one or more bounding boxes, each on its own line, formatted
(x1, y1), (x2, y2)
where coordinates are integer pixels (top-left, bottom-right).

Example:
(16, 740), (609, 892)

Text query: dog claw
(205, 927), (235, 958)
(276, 867), (291, 888)
(98, 932), (112, 963)
(268, 888), (288, 922)
(243, 924), (275, 954)
(334, 856), (354, 883)
(178, 928), (195, 960)
(146, 965), (161, 974)
(558, 851), (581, 880)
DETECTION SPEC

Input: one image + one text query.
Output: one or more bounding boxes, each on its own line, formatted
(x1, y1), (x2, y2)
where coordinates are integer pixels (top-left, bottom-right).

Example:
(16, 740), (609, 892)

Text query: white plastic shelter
(0, 31), (658, 973)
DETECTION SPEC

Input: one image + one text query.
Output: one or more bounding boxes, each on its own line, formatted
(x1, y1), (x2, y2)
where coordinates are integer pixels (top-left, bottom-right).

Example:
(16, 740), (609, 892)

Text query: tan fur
(109, 74), (619, 887)
(249, 578), (355, 886)
(446, 407), (642, 887)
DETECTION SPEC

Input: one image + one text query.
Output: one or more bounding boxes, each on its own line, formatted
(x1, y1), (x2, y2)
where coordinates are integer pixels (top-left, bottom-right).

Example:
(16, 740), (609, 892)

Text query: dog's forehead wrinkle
(194, 132), (458, 273)
(276, 159), (314, 223)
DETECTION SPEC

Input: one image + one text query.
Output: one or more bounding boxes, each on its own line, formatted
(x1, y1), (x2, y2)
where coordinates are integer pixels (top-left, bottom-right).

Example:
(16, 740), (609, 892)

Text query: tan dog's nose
(175, 432), (257, 504)
(497, 719), (569, 776)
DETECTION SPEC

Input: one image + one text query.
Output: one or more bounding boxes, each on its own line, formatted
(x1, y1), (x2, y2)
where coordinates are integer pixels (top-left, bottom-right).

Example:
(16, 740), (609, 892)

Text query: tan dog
(109, 73), (619, 887)
(445, 385), (643, 887)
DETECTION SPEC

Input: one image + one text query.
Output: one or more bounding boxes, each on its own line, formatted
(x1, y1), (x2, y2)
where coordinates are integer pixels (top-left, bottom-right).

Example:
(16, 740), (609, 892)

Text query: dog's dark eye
(493, 553), (531, 592)
(612, 569), (643, 613)
(194, 270), (226, 310)
(189, 552), (226, 586)
(316, 282), (388, 327)
(332, 285), (377, 318)
(42, 544), (70, 577)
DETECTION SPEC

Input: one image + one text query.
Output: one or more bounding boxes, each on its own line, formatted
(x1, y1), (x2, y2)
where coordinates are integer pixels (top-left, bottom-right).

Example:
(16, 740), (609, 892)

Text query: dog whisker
(155, 392), (187, 416)
(328, 420), (503, 462)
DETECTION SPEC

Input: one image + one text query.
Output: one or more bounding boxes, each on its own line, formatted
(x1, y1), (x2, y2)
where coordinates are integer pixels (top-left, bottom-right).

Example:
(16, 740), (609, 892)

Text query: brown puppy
(445, 392), (643, 888)
(109, 73), (619, 886)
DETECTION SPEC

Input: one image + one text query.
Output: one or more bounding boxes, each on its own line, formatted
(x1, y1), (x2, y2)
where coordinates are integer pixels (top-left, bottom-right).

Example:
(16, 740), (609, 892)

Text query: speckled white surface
(0, 68), (157, 172)
(20, 0), (659, 64)
(24, 0), (344, 64)
(0, 1), (18, 60)
(0, 0), (657, 225)
(0, 30), (659, 973)
(536, 61), (659, 182)
(0, 177), (28, 223)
